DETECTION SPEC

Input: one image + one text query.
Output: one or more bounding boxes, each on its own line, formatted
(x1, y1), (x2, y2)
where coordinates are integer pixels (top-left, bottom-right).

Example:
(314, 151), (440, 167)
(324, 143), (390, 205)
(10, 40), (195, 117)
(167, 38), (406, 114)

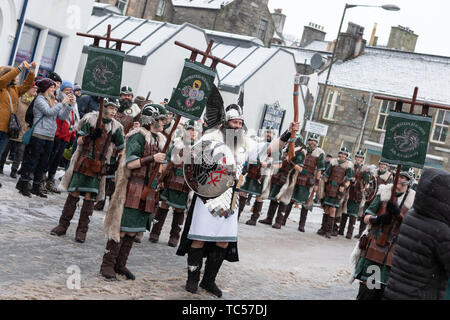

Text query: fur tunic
(103, 127), (166, 242)
(58, 112), (123, 201)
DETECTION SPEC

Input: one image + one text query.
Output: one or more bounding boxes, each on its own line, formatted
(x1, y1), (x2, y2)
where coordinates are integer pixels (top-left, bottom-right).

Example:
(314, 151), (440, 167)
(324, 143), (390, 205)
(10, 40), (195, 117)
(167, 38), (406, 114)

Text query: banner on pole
(166, 59), (217, 120)
(381, 111), (432, 168)
(82, 46), (125, 99)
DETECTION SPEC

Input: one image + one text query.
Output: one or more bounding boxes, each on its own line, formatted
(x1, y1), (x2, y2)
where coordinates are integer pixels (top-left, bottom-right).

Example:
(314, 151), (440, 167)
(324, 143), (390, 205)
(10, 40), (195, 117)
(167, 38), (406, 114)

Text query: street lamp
(315, 3), (400, 121)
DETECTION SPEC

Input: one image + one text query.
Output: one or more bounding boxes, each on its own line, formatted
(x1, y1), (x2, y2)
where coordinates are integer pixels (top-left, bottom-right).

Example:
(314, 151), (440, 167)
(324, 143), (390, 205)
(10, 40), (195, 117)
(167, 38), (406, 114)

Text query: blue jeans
(20, 136), (54, 185)
(0, 131), (10, 158)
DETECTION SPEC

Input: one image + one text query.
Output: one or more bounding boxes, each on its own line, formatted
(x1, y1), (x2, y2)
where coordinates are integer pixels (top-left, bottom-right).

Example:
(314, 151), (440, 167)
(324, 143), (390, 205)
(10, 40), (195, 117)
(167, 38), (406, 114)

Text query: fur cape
(103, 127), (166, 243)
(270, 146), (321, 205)
(348, 183), (416, 282)
(58, 112), (123, 202)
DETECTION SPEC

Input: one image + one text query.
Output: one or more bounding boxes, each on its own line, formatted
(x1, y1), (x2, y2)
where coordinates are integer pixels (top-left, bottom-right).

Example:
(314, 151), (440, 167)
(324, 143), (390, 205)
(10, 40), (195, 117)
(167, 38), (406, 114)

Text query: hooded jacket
(384, 168), (450, 300)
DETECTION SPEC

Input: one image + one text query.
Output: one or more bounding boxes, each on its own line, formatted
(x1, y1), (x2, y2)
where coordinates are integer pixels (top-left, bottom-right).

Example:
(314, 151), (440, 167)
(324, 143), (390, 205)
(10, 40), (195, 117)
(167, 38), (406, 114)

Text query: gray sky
(268, 0), (450, 57)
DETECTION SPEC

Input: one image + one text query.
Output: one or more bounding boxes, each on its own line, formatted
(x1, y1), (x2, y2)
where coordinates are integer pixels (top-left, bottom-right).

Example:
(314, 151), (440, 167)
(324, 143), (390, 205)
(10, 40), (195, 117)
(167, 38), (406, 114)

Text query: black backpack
(25, 97), (37, 127)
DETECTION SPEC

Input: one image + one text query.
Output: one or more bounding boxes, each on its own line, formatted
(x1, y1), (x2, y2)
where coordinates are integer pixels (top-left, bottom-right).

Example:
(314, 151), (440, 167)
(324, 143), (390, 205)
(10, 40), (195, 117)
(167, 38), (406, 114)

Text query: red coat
(55, 111), (76, 142)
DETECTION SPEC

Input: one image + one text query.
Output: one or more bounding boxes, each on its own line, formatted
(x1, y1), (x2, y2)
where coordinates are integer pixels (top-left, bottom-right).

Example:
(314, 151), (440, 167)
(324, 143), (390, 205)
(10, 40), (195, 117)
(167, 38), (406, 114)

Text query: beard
(119, 98), (132, 111)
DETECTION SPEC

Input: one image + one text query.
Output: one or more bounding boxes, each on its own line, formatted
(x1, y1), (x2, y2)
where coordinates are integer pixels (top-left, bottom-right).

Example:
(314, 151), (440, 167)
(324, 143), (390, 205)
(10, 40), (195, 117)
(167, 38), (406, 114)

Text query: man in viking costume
(354, 160), (393, 239)
(177, 88), (299, 297)
(284, 133), (325, 232)
(93, 86), (142, 212)
(100, 105), (167, 280)
(258, 134), (304, 229)
(318, 147), (354, 239)
(149, 120), (198, 247)
(51, 99), (124, 243)
(351, 169), (415, 300)
(338, 150), (370, 239)
(240, 127), (274, 225)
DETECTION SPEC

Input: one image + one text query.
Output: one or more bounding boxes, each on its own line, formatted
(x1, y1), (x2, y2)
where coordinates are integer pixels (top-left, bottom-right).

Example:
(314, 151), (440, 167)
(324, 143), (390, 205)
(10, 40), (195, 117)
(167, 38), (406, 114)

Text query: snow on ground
(0, 163), (360, 300)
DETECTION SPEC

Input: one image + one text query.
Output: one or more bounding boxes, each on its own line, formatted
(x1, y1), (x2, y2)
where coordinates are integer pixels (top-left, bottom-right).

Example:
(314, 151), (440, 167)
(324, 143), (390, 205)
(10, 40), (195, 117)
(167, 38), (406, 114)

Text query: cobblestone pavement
(0, 165), (359, 300)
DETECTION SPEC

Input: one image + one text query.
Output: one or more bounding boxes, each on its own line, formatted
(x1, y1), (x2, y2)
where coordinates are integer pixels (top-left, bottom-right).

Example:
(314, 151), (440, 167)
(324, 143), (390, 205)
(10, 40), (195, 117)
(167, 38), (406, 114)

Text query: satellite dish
(310, 53), (325, 70)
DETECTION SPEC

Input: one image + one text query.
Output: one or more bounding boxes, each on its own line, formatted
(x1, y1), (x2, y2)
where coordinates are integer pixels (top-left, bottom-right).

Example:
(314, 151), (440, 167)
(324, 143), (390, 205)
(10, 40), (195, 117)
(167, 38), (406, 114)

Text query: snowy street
(0, 164), (359, 300)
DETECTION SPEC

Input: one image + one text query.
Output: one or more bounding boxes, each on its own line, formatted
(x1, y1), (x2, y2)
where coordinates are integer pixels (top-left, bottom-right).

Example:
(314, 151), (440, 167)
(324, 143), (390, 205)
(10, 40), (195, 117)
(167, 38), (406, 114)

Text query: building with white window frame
(0, 0), (93, 82)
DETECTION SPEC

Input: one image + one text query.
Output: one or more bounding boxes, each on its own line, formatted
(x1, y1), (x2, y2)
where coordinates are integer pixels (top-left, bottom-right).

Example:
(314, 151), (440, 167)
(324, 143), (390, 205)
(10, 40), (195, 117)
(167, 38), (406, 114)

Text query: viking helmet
(225, 104), (244, 122)
(355, 149), (365, 159)
(120, 86), (133, 96)
(308, 133), (319, 143)
(338, 146), (350, 156)
(104, 98), (120, 109)
(152, 103), (168, 120)
(140, 104), (161, 126)
(184, 120), (197, 130)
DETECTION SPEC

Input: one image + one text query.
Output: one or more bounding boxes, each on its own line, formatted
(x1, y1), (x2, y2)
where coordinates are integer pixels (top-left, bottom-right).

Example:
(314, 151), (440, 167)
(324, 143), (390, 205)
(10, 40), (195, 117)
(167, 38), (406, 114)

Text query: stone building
(95, 0), (275, 47)
(308, 46), (450, 172)
(299, 22), (326, 48)
(387, 25), (418, 52)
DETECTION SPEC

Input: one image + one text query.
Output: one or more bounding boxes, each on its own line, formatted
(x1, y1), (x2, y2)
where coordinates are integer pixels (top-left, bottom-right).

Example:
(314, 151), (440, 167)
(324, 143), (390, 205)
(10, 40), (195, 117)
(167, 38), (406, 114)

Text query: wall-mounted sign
(305, 120), (328, 136)
(259, 102), (286, 134)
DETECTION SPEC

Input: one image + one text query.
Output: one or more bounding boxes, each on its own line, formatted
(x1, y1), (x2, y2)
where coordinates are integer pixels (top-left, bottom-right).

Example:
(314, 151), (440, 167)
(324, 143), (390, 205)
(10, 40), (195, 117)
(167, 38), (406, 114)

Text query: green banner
(381, 111), (432, 168)
(82, 46), (125, 99)
(166, 59), (217, 120)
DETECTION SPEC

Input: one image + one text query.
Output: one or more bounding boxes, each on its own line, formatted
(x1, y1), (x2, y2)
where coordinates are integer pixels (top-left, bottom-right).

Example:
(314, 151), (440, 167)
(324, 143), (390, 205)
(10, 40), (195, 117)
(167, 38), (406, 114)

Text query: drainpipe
(357, 91), (373, 152)
(9, 0), (29, 66)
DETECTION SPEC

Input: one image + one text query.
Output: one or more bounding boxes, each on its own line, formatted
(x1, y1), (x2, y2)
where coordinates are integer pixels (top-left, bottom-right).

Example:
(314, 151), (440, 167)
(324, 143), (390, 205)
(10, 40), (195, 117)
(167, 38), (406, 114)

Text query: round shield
(184, 139), (236, 198)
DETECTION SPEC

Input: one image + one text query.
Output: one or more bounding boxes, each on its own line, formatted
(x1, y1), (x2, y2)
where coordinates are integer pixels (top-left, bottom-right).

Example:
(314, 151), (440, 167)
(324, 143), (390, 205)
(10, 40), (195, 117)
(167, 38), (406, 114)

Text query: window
(431, 109), (449, 143)
(322, 90), (340, 120)
(375, 100), (395, 131)
(257, 19), (268, 41)
(340, 140), (355, 154)
(38, 33), (62, 78)
(115, 0), (128, 14)
(156, 0), (166, 17)
(14, 24), (40, 81)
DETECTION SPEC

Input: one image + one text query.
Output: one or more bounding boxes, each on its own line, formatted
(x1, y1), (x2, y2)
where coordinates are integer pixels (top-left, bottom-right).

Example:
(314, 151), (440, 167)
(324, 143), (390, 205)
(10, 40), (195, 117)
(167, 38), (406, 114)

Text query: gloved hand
(241, 166), (248, 176)
(106, 162), (119, 175)
(386, 201), (400, 217)
(370, 213), (392, 226)
(89, 127), (103, 140)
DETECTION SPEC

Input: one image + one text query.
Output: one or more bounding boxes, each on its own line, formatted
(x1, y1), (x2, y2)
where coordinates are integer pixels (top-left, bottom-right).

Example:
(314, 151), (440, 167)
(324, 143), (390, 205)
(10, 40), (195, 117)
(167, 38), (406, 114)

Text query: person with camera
(0, 61), (36, 188)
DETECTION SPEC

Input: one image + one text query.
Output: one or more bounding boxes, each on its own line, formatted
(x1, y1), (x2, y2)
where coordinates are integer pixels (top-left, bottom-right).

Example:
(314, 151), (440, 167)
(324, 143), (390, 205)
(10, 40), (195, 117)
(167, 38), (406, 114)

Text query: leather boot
(186, 246), (204, 294)
(168, 211), (185, 247)
(31, 182), (47, 198)
(75, 199), (95, 243)
(200, 245), (226, 298)
(346, 216), (357, 239)
(114, 235), (136, 280)
(298, 207), (308, 232)
(355, 218), (367, 239)
(258, 200), (278, 225)
(245, 201), (263, 226)
(100, 239), (122, 280)
(93, 200), (106, 211)
(51, 194), (80, 236)
(46, 177), (60, 194)
(282, 201), (294, 226)
(238, 195), (247, 220)
(325, 216), (335, 239)
(17, 179), (32, 197)
(272, 202), (286, 229)
(338, 214), (348, 235)
(331, 216), (340, 236)
(317, 213), (328, 235)
(10, 169), (17, 179)
(149, 207), (169, 243)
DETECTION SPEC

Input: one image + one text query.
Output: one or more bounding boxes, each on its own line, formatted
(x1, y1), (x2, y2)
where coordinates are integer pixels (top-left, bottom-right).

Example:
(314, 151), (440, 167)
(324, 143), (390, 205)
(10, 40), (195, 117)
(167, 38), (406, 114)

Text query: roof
(85, 14), (203, 63)
(319, 46), (450, 105)
(83, 12), (296, 93)
(303, 40), (331, 52)
(272, 44), (330, 65)
(172, 0), (235, 10)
